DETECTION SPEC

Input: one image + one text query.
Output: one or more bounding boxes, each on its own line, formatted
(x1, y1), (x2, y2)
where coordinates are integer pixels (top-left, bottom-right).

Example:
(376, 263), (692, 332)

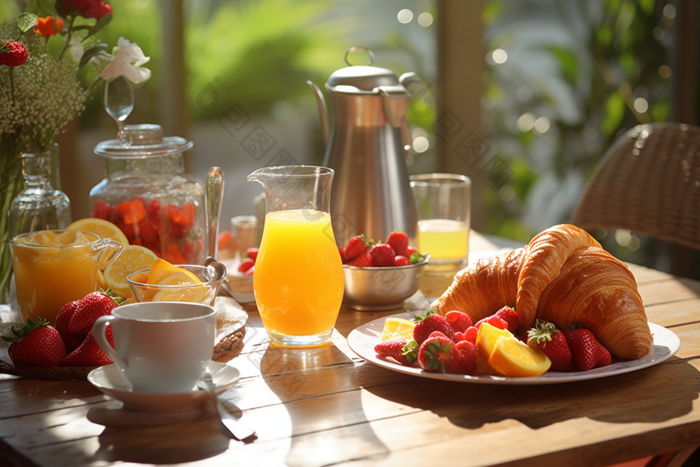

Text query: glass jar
(90, 124), (205, 264)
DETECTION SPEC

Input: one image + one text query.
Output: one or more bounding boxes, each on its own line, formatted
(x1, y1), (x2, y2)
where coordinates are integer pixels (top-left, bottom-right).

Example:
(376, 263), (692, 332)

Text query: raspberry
(0, 42), (28, 67)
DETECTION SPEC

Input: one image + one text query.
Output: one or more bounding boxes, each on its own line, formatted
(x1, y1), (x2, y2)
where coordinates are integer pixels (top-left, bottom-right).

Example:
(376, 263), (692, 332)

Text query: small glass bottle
(8, 150), (72, 238)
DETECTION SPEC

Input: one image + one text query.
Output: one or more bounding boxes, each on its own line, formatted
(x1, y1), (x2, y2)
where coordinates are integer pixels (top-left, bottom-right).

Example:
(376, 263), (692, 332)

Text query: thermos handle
(93, 315), (127, 369)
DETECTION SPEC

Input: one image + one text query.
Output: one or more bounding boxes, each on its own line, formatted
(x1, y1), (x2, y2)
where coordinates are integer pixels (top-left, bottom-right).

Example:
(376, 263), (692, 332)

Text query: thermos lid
(325, 46), (414, 95)
(93, 124), (194, 158)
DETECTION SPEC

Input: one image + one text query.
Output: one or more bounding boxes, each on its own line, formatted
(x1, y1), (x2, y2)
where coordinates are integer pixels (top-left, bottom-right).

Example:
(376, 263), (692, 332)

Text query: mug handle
(93, 315), (127, 369)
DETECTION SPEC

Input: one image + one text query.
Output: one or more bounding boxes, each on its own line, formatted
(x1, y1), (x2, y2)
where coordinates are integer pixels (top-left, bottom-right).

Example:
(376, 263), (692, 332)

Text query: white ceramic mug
(93, 302), (216, 393)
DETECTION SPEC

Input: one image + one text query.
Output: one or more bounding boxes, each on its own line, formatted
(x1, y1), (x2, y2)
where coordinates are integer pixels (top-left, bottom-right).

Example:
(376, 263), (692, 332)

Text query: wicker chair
(572, 122), (700, 251)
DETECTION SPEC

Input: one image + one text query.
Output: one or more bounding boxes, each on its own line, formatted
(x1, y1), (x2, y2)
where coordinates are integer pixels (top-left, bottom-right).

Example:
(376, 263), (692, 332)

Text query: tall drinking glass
(247, 166), (344, 347)
(410, 174), (471, 272)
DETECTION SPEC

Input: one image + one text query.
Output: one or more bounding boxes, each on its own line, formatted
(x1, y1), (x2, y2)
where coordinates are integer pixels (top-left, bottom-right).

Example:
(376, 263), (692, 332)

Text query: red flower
(80, 0), (112, 19)
(0, 41), (29, 67)
(35, 16), (65, 36)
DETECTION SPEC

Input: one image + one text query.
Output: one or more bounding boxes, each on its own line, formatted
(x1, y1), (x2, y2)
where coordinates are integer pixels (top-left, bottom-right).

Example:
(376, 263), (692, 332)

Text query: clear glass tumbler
(410, 173), (471, 271)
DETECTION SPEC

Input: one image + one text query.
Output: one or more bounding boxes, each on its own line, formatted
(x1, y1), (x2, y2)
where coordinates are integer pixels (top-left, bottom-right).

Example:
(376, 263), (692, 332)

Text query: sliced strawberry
(247, 247), (259, 262)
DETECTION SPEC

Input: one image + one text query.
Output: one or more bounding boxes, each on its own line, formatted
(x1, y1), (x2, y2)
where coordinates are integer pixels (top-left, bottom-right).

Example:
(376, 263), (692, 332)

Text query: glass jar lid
(93, 124), (194, 158)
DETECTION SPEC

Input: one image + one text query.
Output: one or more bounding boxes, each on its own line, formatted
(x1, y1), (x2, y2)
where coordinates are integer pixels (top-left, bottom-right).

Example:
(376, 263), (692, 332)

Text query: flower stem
(57, 16), (76, 61)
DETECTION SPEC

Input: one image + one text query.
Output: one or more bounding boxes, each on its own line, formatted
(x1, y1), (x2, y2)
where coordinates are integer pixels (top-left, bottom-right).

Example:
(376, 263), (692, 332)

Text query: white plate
(347, 312), (681, 385)
(88, 361), (241, 412)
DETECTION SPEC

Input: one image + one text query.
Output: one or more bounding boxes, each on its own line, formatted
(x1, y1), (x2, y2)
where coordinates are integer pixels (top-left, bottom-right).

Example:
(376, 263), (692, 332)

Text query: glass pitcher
(10, 230), (123, 324)
(247, 166), (344, 347)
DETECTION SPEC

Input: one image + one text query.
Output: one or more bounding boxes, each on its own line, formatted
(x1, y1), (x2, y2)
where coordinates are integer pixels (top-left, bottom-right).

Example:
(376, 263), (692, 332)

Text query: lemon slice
(67, 218), (129, 247)
(487, 336), (551, 377)
(381, 317), (416, 341)
(96, 269), (108, 291)
(476, 322), (514, 359)
(104, 245), (158, 297)
(147, 258), (182, 284)
(152, 286), (206, 303)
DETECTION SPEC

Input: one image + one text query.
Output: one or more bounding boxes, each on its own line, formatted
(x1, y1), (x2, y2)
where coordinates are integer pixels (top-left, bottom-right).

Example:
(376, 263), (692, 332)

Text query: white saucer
(88, 361), (241, 412)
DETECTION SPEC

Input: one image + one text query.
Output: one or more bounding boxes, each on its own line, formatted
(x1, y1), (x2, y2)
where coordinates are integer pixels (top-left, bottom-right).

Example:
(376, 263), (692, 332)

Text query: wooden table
(2, 231), (700, 467)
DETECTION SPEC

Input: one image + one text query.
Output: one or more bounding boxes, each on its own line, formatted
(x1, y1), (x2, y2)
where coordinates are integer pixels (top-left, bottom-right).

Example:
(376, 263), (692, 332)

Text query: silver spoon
(198, 366), (255, 441)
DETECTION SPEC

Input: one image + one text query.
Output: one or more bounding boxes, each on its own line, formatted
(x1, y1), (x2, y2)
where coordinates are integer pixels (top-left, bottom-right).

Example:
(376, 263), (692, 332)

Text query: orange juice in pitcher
(248, 166), (344, 347)
(10, 230), (123, 324)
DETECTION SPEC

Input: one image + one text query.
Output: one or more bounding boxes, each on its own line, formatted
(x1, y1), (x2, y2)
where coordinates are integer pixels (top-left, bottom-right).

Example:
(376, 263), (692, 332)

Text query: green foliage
(185, 0), (348, 119)
(549, 46), (579, 85)
(601, 90), (625, 136)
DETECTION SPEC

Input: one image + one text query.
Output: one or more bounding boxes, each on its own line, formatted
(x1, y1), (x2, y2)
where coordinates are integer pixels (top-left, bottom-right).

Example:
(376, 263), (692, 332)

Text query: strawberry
(454, 331), (465, 342)
(475, 315), (508, 331)
(386, 231), (409, 256)
(238, 258), (255, 273)
(406, 246), (417, 256)
(454, 340), (478, 375)
(344, 234), (373, 261)
(374, 338), (416, 366)
(563, 324), (612, 371)
(413, 309), (455, 344)
(370, 244), (396, 267)
(65, 328), (114, 367)
(339, 247), (346, 264)
(527, 320), (575, 372)
(445, 310), (472, 333)
(464, 326), (478, 344)
(244, 265), (255, 277)
(68, 292), (119, 336)
(55, 301), (84, 352)
(474, 306), (518, 333)
(418, 335), (461, 373)
(247, 247), (259, 262)
(3, 318), (66, 367)
(394, 255), (410, 266)
(348, 251), (373, 267)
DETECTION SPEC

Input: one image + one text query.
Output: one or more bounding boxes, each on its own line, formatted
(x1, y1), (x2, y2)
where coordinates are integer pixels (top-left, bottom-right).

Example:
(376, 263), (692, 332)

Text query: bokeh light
(417, 12), (433, 27)
(397, 9), (413, 24)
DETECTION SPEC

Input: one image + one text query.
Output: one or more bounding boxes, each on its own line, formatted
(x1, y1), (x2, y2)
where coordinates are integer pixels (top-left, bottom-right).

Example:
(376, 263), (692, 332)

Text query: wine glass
(103, 76), (134, 146)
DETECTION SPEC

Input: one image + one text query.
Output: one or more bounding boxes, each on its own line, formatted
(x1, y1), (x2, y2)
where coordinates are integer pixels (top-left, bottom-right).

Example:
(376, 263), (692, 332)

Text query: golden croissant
(431, 224), (652, 360)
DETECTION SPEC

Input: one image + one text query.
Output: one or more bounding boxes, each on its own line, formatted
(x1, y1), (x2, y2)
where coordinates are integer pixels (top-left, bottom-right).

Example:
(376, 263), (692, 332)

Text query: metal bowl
(342, 255), (430, 311)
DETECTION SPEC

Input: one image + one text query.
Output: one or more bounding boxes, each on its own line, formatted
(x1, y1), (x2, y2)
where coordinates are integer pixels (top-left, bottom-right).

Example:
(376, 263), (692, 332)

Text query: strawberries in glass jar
(92, 197), (200, 264)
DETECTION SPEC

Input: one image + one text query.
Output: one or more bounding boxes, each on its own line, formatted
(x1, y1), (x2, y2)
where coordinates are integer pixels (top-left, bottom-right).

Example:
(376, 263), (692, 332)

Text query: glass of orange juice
(410, 174), (471, 271)
(247, 166), (344, 347)
(10, 230), (123, 324)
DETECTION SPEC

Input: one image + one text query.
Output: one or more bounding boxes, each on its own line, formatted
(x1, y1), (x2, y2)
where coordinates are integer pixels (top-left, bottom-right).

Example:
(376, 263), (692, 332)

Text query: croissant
(431, 224), (652, 360)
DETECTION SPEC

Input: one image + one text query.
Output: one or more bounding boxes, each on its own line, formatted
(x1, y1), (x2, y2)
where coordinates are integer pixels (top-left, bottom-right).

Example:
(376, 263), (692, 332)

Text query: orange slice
(147, 258), (182, 284)
(381, 318), (416, 341)
(487, 336), (551, 377)
(158, 270), (202, 285)
(476, 322), (514, 359)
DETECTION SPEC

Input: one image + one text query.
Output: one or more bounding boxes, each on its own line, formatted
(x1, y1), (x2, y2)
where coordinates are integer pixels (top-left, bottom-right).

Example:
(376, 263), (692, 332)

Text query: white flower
(99, 37), (151, 84)
(69, 35), (84, 63)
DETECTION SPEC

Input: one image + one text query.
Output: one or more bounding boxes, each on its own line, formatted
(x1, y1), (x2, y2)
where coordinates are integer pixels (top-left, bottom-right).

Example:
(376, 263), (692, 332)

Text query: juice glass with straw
(247, 166), (344, 347)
